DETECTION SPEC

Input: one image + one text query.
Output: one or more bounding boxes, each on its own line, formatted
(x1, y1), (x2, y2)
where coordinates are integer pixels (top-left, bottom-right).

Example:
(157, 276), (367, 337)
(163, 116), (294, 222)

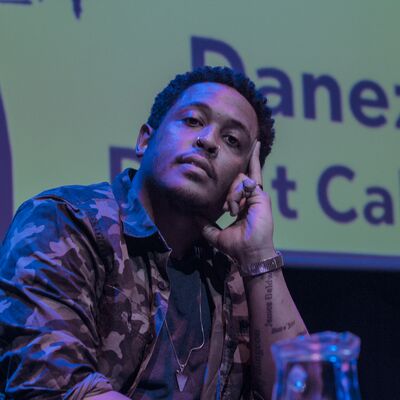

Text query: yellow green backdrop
(1, 1), (399, 269)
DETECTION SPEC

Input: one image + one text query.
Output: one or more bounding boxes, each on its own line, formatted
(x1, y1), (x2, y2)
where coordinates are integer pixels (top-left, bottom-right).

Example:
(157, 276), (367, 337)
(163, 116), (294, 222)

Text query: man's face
(138, 82), (259, 220)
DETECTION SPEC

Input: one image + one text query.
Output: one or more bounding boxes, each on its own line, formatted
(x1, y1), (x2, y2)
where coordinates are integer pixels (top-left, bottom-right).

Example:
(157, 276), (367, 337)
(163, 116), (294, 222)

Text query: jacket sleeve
(0, 196), (113, 399)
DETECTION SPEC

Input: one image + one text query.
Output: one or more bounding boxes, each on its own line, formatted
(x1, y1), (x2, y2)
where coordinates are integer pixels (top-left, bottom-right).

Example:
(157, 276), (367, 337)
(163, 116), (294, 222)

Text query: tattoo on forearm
(253, 329), (264, 374)
(264, 272), (273, 328)
(297, 330), (308, 336)
(271, 320), (296, 335)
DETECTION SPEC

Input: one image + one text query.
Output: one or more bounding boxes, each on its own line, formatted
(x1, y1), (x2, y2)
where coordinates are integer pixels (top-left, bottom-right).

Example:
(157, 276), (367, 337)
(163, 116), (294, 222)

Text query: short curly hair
(147, 66), (275, 167)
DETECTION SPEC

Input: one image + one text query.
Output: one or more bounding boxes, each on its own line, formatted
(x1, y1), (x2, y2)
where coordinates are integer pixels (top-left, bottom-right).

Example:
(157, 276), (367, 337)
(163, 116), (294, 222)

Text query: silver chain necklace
(164, 281), (205, 392)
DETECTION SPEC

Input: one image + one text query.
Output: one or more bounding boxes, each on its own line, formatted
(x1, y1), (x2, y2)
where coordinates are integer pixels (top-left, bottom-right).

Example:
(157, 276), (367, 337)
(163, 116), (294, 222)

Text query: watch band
(239, 251), (283, 277)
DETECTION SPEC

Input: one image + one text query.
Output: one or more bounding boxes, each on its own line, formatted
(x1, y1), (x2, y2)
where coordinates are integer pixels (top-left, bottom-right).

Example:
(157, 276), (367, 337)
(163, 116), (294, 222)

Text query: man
(0, 66), (307, 399)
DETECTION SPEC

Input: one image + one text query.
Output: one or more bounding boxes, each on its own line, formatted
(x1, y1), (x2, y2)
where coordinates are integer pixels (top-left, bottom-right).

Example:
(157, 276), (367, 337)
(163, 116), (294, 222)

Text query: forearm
(244, 269), (308, 400)
(0, 198), (112, 398)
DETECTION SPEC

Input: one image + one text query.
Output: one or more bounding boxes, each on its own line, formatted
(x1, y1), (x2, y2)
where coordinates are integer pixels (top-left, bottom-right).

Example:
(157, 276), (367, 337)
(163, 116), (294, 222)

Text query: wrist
(238, 251), (283, 277)
(237, 247), (277, 266)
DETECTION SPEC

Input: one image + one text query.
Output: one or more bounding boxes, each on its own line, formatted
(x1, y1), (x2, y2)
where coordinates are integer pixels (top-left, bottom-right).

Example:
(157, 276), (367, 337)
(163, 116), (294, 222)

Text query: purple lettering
(271, 166), (298, 219)
(109, 146), (135, 180)
(0, 90), (13, 242)
(394, 85), (400, 128)
(303, 73), (342, 122)
(363, 187), (394, 225)
(257, 68), (294, 117)
(350, 80), (388, 127)
(318, 165), (357, 223)
(191, 36), (245, 73)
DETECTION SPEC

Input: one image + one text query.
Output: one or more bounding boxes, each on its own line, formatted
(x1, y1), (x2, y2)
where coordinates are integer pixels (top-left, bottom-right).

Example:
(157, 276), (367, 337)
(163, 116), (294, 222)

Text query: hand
(199, 142), (277, 265)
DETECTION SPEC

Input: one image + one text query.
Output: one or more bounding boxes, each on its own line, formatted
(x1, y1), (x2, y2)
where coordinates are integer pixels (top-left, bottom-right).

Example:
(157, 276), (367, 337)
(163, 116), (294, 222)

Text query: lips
(178, 153), (216, 179)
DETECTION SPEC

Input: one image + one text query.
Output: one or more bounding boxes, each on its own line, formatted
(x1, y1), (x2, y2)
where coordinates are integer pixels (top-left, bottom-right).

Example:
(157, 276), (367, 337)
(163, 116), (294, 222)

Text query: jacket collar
(111, 168), (170, 254)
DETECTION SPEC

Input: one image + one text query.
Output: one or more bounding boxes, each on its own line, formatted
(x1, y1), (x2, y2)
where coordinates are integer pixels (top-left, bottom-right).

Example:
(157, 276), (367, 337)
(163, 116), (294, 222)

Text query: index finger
(248, 141), (262, 185)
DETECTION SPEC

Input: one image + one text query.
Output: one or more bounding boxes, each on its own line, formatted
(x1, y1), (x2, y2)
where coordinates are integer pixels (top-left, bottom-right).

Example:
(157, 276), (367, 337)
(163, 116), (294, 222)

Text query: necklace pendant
(176, 369), (188, 392)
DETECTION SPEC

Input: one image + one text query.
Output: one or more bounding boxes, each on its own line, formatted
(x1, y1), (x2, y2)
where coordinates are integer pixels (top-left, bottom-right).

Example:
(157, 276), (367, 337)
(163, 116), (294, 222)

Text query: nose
(195, 132), (220, 158)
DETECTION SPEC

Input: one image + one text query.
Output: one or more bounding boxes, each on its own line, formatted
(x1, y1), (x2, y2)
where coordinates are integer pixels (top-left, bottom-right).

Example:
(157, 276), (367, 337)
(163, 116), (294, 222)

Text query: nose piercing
(196, 136), (220, 157)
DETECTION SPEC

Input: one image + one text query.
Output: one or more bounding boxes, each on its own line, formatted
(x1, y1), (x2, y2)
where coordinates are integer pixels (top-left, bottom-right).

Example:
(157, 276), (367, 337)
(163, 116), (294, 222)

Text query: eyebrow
(180, 101), (251, 139)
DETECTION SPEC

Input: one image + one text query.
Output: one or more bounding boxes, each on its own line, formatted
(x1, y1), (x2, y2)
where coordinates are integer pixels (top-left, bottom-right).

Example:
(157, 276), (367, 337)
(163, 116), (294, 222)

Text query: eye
(224, 134), (240, 148)
(183, 117), (203, 127)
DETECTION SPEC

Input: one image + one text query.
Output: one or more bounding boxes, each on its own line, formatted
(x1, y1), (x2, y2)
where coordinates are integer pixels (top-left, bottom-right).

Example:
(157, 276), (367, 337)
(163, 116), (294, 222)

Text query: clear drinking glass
(271, 331), (362, 400)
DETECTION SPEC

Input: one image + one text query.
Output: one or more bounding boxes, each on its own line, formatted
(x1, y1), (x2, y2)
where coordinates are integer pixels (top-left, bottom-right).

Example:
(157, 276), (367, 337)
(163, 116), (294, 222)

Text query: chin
(166, 183), (222, 219)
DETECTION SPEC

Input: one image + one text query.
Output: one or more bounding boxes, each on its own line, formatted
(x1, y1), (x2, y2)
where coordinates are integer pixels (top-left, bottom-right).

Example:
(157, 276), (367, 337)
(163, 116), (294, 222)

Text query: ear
(135, 124), (154, 158)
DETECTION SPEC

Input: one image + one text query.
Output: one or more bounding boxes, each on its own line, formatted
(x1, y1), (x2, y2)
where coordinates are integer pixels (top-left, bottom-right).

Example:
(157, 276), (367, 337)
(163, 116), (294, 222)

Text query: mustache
(177, 152), (217, 180)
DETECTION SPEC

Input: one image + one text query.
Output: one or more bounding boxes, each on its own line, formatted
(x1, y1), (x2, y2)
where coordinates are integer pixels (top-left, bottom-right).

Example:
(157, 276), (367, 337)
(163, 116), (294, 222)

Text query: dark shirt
(133, 257), (213, 399)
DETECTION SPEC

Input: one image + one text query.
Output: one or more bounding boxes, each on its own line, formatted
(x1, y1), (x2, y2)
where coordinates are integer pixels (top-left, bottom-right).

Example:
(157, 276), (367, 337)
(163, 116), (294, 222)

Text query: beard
(147, 175), (224, 222)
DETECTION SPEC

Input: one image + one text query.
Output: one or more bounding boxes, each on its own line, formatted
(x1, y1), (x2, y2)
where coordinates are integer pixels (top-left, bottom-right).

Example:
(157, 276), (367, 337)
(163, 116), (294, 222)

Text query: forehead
(170, 82), (259, 137)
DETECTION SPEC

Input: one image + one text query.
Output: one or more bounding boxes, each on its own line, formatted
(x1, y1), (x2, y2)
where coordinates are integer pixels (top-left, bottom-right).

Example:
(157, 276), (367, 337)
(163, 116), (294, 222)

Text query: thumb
(195, 217), (221, 247)
(201, 224), (221, 247)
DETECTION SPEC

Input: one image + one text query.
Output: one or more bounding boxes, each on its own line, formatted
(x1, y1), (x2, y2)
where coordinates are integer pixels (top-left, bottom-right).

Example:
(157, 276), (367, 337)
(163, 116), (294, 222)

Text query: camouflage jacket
(0, 169), (253, 400)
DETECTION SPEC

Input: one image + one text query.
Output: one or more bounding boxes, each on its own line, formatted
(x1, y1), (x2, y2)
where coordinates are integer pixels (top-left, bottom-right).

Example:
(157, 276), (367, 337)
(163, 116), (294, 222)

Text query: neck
(131, 174), (203, 260)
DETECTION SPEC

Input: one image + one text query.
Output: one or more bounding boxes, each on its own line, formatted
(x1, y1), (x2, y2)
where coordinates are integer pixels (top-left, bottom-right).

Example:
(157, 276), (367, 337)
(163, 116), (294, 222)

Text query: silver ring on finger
(243, 178), (256, 197)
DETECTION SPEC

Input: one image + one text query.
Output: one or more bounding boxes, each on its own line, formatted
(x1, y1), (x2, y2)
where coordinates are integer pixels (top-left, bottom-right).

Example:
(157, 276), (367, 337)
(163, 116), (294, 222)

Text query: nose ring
(196, 136), (220, 158)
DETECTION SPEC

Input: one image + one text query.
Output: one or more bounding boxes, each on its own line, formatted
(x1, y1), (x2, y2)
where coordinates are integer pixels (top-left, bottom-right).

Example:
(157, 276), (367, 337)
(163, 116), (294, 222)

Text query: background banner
(1, 0), (399, 269)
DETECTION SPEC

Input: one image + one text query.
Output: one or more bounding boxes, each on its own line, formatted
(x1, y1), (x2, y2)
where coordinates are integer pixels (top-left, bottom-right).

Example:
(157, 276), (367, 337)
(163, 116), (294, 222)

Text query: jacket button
(157, 281), (169, 291)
